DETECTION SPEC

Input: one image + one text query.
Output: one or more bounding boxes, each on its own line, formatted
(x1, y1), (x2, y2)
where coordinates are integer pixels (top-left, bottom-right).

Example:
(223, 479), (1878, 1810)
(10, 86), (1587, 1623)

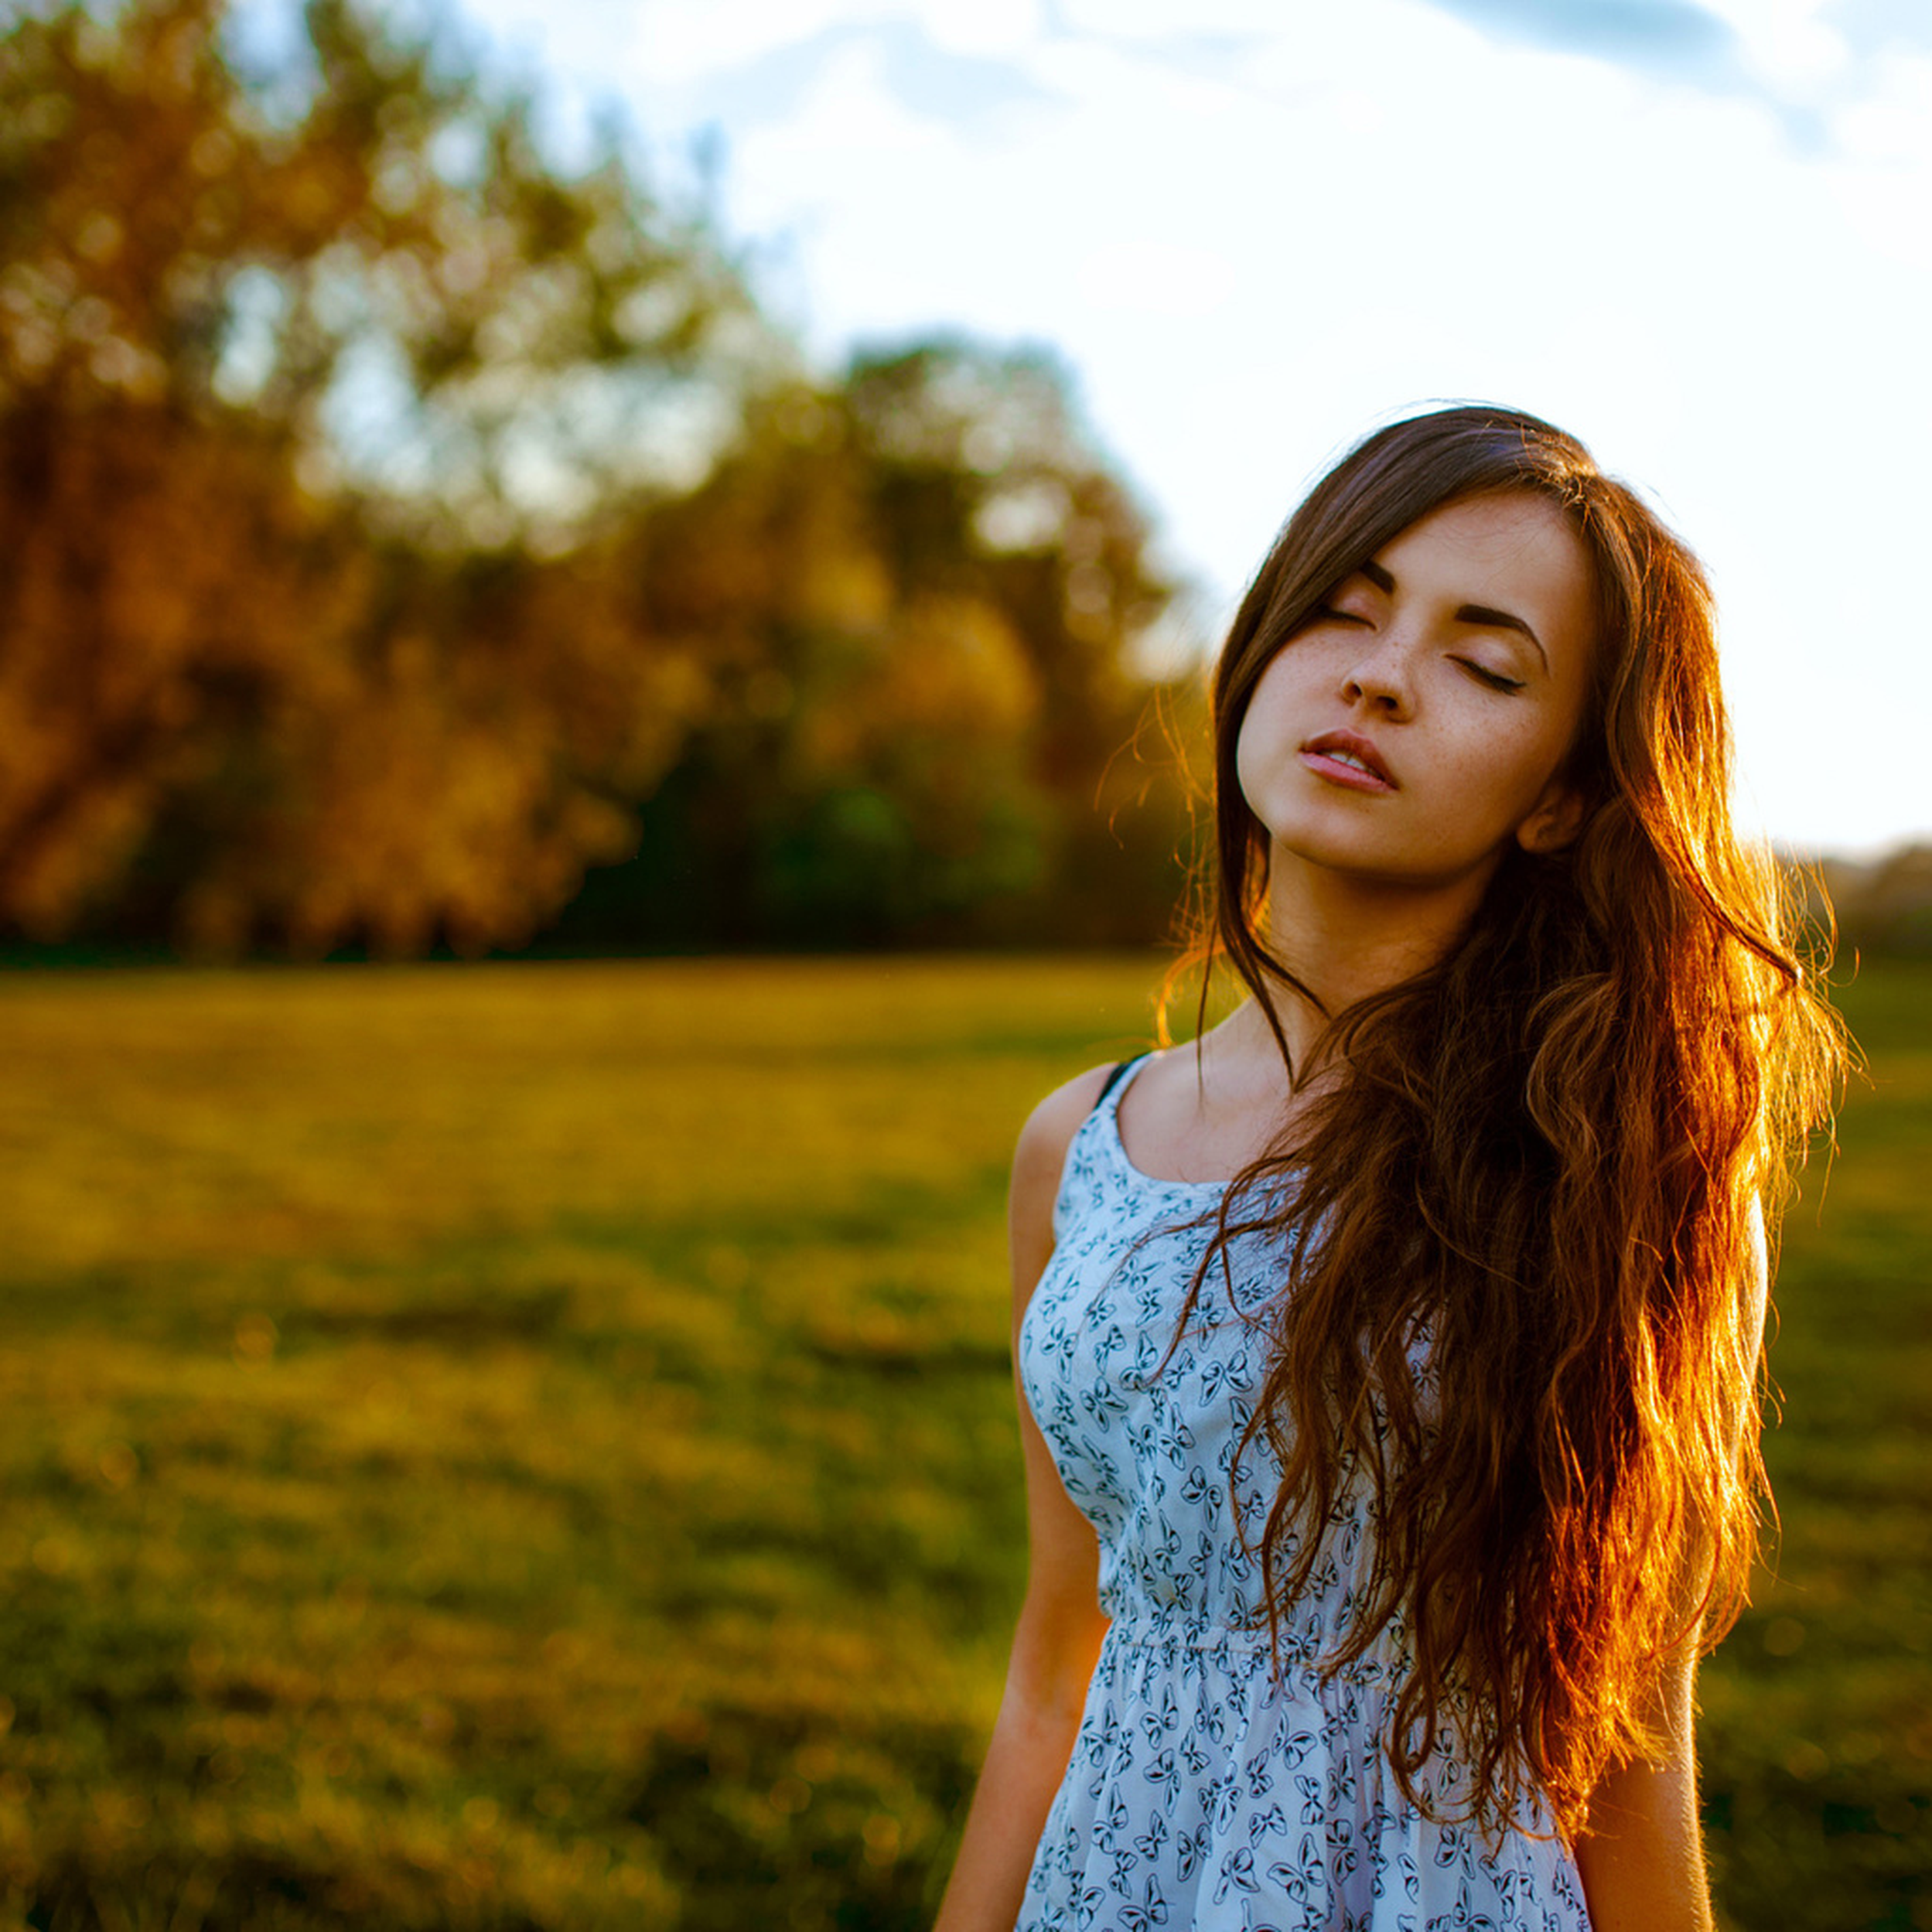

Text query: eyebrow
(1355, 558), (1548, 671)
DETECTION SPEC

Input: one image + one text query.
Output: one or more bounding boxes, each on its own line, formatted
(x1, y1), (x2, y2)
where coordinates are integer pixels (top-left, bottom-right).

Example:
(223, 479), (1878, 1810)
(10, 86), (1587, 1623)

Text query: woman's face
(1234, 490), (1598, 900)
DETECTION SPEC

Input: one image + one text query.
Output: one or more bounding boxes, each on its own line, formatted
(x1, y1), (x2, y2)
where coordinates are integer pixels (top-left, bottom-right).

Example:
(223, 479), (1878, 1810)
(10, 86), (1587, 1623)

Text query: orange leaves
(0, 0), (757, 957)
(0, 6), (1189, 957)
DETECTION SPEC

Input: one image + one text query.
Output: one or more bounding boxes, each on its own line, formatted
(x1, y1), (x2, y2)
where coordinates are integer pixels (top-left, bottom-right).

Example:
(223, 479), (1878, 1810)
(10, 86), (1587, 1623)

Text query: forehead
(1378, 491), (1592, 590)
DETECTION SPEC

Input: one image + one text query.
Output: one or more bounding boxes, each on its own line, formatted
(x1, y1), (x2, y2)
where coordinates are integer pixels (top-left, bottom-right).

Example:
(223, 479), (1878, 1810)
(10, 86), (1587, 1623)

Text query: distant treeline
(0, 0), (1203, 960)
(1814, 845), (1932, 959)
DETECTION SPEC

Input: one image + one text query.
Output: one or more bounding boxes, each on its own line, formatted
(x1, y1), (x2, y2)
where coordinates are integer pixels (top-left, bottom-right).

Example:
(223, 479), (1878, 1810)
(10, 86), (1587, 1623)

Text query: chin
(1271, 832), (1507, 898)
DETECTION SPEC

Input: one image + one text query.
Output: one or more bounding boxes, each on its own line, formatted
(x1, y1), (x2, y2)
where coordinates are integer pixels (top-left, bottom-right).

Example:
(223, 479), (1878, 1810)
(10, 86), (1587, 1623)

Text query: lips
(1299, 729), (1397, 791)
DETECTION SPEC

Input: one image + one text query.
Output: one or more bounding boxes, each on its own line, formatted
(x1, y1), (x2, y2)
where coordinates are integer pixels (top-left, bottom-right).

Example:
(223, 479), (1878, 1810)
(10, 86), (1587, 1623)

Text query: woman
(934, 405), (1842, 1930)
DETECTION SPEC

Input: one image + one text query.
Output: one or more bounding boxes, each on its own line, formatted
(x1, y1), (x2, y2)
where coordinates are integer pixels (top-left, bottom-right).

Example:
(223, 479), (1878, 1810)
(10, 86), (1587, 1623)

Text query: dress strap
(1094, 1054), (1145, 1110)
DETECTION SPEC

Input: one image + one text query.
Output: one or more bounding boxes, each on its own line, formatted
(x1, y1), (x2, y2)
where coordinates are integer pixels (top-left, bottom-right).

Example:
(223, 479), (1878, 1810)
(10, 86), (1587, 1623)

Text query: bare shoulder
(1013, 1061), (1118, 1197)
(1008, 1061), (1121, 1316)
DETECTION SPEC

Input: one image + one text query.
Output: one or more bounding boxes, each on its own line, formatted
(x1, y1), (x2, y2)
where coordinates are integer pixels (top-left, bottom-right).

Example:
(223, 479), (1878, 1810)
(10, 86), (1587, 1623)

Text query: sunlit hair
(1169, 403), (1845, 1841)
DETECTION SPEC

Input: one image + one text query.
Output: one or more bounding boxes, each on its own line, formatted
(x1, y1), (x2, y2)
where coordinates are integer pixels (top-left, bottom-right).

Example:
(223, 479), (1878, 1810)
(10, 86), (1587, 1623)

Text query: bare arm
(934, 1067), (1116, 1932)
(1573, 1650), (1712, 1932)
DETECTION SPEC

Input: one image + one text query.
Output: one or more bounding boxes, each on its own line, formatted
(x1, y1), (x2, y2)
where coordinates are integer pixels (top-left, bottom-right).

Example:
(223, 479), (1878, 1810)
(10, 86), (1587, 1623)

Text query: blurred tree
(0, 0), (755, 954)
(549, 343), (1197, 951)
(0, 2), (1199, 958)
(842, 340), (1197, 945)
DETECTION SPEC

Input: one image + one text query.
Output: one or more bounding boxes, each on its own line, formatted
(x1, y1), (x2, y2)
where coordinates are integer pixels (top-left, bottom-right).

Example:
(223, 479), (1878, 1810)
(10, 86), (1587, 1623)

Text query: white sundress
(1014, 1056), (1593, 1931)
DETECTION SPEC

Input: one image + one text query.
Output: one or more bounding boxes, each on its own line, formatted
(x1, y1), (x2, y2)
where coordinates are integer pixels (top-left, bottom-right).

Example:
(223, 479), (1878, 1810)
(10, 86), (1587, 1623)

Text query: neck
(1248, 844), (1496, 1070)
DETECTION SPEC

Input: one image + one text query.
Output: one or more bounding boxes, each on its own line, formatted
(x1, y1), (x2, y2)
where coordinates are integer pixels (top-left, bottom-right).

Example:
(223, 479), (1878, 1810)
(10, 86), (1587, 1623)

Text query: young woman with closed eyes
(934, 404), (1842, 1930)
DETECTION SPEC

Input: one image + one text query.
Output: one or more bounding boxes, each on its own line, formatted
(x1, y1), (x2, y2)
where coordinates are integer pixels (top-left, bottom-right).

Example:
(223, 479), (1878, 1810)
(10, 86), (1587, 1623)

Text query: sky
(445, 0), (1930, 857)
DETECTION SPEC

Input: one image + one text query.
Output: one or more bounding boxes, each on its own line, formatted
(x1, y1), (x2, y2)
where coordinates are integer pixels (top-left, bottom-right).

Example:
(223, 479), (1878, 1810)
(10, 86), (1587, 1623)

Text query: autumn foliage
(0, 0), (1195, 957)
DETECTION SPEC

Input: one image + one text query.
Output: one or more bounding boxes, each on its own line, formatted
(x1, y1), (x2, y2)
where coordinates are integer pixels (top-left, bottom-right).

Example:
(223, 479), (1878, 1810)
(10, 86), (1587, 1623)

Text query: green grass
(1696, 957), (1932, 1932)
(0, 955), (1923, 1930)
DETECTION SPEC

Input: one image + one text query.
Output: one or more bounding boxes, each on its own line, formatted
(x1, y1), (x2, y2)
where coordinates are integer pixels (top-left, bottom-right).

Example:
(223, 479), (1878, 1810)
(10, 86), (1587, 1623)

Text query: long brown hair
(1181, 404), (1844, 1839)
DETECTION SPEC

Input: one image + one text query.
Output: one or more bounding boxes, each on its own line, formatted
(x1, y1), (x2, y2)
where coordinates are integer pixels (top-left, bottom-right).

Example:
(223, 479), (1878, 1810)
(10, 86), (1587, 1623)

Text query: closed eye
(1456, 658), (1525, 693)
(1311, 603), (1370, 626)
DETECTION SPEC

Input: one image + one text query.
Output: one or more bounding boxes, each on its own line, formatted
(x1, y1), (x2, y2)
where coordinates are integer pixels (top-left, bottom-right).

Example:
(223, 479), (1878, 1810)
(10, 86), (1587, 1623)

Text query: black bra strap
(1095, 1056), (1138, 1107)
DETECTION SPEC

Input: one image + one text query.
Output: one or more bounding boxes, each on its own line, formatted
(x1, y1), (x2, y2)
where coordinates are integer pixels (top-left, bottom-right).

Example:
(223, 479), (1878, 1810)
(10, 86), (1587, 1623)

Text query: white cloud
(1698, 0), (1850, 87)
(621, 0), (1048, 87)
(630, 0), (857, 87)
(1075, 241), (1237, 322)
(910, 0), (1044, 60)
(1056, 0), (1316, 36)
(1833, 46), (1932, 262)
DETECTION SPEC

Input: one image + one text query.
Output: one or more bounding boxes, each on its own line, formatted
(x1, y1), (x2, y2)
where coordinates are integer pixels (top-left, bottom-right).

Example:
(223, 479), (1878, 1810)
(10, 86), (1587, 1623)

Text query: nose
(1341, 633), (1414, 718)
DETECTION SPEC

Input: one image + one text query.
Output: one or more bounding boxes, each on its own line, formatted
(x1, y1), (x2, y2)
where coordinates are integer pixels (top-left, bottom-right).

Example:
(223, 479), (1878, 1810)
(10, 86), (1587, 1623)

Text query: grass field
(0, 954), (1924, 1930)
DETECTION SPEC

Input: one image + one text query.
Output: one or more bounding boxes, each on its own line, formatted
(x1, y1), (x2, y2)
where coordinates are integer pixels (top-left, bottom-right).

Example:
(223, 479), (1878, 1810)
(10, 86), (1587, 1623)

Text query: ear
(1515, 780), (1588, 855)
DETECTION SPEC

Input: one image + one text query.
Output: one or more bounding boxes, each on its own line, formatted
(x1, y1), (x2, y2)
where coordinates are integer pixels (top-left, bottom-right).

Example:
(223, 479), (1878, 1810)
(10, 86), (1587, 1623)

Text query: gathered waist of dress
(1099, 1600), (1408, 1685)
